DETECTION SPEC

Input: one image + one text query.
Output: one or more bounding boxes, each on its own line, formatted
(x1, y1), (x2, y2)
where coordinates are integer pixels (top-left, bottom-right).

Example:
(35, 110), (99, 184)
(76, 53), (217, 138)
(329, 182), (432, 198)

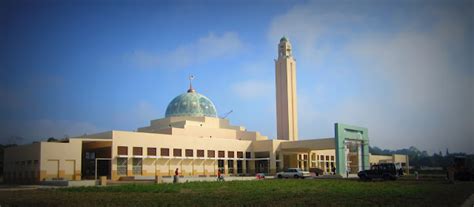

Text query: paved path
(461, 193), (474, 207)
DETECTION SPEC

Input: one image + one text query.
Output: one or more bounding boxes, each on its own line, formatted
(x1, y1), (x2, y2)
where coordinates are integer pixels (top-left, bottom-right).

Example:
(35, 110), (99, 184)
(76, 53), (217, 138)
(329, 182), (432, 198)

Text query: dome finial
(187, 75), (196, 93)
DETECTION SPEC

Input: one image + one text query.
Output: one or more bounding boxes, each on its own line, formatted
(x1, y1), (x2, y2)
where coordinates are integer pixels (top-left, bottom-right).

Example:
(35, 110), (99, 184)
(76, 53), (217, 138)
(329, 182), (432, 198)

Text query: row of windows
(117, 158), (250, 176)
(117, 146), (251, 158)
(299, 154), (335, 161)
(310, 154), (335, 161)
(4, 171), (39, 178)
(7, 160), (39, 166)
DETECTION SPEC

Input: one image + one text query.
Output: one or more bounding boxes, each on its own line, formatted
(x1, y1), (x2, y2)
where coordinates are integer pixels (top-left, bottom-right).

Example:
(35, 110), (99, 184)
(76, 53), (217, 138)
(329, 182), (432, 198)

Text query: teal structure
(165, 91), (218, 118)
(335, 123), (370, 176)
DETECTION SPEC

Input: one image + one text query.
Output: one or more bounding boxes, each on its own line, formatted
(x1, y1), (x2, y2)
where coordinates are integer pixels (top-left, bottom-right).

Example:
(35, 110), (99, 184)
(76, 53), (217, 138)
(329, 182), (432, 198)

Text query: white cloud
(267, 1), (473, 153)
(231, 80), (273, 99)
(130, 32), (245, 70)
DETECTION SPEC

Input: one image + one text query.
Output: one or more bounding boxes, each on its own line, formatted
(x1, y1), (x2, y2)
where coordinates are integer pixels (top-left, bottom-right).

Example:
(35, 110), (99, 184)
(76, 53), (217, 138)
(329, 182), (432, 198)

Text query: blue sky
(1, 0), (473, 154)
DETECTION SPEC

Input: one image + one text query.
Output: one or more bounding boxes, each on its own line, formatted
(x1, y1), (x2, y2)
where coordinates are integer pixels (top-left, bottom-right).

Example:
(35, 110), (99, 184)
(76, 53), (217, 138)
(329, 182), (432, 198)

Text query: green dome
(165, 91), (218, 118)
(280, 36), (288, 42)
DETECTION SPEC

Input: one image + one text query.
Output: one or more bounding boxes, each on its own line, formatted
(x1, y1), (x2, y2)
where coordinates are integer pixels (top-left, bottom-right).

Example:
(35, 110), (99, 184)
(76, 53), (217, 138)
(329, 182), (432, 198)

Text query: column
(270, 152), (277, 175)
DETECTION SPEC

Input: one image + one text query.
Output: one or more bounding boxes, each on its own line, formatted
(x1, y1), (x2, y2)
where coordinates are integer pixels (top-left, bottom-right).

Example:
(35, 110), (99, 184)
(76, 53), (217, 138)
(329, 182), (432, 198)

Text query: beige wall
(40, 140), (82, 181)
(110, 130), (254, 180)
(138, 116), (267, 141)
(4, 139), (83, 183)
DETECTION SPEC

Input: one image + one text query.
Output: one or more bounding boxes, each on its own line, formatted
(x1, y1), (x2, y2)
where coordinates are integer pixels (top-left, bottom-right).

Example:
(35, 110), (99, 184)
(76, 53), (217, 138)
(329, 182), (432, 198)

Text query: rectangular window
(228, 151), (234, 158)
(197, 150), (205, 157)
(118, 146), (128, 156)
(320, 155), (324, 160)
(218, 151), (225, 158)
(228, 160), (234, 174)
(218, 160), (224, 172)
(117, 158), (128, 175)
(132, 158), (142, 175)
(331, 156), (334, 161)
(237, 151), (243, 158)
(326, 156), (329, 161)
(237, 160), (243, 174)
(161, 148), (169, 156)
(133, 147), (143, 156)
(245, 152), (251, 158)
(185, 149), (193, 157)
(147, 148), (157, 156)
(208, 150), (215, 158)
(173, 149), (182, 157)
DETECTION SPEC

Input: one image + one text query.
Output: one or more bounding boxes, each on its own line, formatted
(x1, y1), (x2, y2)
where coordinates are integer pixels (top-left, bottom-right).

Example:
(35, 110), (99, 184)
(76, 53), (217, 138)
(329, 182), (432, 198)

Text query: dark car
(358, 163), (399, 181)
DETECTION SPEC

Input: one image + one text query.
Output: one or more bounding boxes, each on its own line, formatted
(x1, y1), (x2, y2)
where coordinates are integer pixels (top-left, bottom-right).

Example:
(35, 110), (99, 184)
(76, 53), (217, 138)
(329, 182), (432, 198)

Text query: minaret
(275, 36), (298, 141)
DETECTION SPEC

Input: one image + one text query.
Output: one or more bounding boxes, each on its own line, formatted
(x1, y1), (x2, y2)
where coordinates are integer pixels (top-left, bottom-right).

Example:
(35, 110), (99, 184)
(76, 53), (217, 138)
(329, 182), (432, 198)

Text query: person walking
(217, 169), (224, 181)
(174, 168), (179, 183)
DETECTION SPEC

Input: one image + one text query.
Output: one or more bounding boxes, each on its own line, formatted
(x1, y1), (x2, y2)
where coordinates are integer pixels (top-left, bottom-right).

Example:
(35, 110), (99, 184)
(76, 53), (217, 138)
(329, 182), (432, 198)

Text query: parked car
(276, 168), (311, 179)
(256, 173), (265, 179)
(309, 168), (324, 176)
(358, 163), (399, 181)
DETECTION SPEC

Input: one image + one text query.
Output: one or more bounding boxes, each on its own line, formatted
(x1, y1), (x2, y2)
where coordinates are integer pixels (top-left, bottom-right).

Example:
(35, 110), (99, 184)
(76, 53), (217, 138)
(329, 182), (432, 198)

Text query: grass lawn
(0, 178), (472, 206)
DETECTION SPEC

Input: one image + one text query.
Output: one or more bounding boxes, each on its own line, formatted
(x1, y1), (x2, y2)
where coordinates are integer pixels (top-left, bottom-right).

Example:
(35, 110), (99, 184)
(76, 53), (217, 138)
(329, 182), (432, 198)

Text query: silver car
(276, 168), (311, 179)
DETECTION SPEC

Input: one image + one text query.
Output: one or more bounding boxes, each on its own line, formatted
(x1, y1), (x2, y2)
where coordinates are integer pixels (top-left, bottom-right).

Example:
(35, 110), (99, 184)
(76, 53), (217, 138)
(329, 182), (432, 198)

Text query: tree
(47, 137), (58, 142)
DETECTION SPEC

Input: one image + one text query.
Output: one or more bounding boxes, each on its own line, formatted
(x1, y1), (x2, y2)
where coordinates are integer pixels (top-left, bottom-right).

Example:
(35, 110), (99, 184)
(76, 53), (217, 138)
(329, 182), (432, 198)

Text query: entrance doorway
(345, 140), (363, 174)
(82, 141), (112, 180)
(255, 160), (269, 174)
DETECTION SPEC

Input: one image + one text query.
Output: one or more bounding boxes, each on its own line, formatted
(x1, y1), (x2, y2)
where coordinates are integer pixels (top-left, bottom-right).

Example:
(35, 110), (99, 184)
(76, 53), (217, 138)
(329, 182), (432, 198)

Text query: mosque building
(3, 37), (408, 183)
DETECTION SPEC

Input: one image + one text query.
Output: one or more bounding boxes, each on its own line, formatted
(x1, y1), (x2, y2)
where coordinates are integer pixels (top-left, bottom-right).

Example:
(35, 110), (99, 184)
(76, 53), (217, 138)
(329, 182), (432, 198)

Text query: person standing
(174, 168), (179, 183)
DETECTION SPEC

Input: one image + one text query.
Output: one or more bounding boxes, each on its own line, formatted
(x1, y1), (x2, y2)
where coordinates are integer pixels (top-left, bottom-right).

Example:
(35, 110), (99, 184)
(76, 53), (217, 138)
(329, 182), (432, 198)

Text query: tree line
(369, 146), (474, 169)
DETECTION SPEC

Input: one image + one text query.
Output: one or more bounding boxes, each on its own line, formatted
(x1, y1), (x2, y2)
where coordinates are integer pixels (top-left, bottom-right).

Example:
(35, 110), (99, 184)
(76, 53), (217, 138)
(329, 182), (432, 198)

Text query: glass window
(218, 151), (225, 158)
(208, 150), (215, 158)
(147, 148), (156, 156)
(245, 152), (251, 159)
(185, 149), (193, 157)
(117, 158), (128, 176)
(173, 149), (182, 157)
(132, 158), (142, 175)
(228, 160), (234, 174)
(133, 147), (143, 156)
(161, 148), (169, 156)
(228, 151), (234, 158)
(237, 160), (243, 174)
(197, 150), (205, 157)
(118, 146), (128, 156)
(218, 160), (224, 172)
(237, 151), (243, 158)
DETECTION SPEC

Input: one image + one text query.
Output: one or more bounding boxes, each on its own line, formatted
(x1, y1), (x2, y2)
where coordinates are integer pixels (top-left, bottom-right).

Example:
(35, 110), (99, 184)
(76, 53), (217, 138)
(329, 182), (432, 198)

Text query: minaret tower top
(278, 36), (292, 58)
